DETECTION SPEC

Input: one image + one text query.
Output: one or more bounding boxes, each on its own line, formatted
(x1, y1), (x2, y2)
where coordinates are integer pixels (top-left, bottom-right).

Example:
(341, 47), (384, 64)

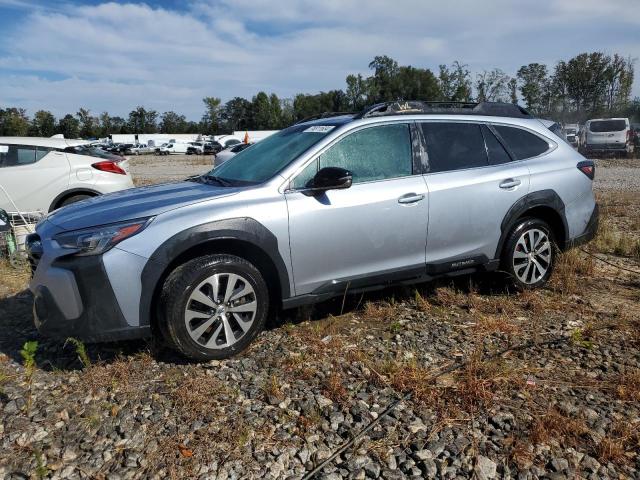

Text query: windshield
(207, 124), (336, 184)
(590, 120), (626, 132)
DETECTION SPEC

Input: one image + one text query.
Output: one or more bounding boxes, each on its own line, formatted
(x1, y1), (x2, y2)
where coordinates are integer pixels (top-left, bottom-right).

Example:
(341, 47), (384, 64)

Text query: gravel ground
(0, 158), (639, 479)
(594, 158), (640, 192)
(127, 154), (213, 186)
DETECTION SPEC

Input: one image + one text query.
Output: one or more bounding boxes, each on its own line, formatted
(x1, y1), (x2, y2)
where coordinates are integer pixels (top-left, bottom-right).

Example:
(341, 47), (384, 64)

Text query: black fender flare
(138, 217), (291, 327)
(494, 189), (568, 259)
(49, 188), (101, 212)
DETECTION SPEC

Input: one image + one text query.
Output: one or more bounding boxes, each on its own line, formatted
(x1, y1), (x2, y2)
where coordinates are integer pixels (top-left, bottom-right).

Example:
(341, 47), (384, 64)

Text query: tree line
(0, 52), (637, 139)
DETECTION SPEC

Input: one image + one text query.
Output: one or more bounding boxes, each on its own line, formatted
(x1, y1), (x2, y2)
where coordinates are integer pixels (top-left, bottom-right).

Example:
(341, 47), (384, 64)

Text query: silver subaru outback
(27, 102), (599, 360)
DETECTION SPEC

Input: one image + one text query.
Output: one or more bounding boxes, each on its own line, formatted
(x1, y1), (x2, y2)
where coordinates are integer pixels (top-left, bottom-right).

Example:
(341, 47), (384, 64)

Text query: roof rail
(354, 101), (532, 119)
(294, 112), (356, 125)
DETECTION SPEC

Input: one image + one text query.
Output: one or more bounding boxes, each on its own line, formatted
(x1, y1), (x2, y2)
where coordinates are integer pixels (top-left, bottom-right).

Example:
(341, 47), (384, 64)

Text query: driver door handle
(398, 193), (425, 204)
(499, 178), (521, 189)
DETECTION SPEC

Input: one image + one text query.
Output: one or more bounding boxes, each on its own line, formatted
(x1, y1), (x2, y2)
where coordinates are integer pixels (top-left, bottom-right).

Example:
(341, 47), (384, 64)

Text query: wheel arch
(140, 217), (290, 331)
(49, 188), (101, 212)
(495, 189), (568, 258)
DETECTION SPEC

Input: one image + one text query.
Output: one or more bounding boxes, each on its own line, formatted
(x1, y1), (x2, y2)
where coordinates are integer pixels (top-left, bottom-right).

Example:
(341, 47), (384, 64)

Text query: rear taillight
(92, 161), (126, 175)
(577, 160), (595, 180)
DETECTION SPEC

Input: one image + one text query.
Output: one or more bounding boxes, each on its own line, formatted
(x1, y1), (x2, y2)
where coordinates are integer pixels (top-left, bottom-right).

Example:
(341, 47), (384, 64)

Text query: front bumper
(28, 225), (150, 342)
(567, 204), (599, 249)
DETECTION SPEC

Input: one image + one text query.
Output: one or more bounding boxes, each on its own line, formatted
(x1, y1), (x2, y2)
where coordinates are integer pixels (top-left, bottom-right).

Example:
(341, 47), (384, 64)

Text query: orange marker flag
(243, 131), (249, 144)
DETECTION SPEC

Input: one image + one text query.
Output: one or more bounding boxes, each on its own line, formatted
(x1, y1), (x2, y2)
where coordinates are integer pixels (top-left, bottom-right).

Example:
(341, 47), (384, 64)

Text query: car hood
(46, 180), (240, 231)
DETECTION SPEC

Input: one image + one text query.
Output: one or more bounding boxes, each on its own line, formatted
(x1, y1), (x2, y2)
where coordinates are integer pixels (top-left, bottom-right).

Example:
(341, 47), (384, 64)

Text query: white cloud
(0, 0), (638, 119)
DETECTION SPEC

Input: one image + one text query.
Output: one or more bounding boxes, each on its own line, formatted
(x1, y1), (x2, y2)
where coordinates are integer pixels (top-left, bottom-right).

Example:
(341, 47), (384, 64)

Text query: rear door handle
(398, 193), (425, 204)
(499, 179), (521, 189)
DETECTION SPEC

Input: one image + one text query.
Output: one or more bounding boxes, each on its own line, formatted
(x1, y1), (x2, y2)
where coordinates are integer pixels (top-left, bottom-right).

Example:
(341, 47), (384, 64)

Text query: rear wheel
(502, 218), (555, 289)
(160, 254), (269, 361)
(58, 194), (92, 208)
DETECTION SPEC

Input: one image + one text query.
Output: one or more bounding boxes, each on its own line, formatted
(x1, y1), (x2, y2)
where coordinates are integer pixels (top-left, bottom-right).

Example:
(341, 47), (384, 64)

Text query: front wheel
(501, 218), (555, 289)
(160, 254), (269, 361)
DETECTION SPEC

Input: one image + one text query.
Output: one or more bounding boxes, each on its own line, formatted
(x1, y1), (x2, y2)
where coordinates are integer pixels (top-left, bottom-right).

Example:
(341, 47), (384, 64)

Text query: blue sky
(1, 0), (639, 120)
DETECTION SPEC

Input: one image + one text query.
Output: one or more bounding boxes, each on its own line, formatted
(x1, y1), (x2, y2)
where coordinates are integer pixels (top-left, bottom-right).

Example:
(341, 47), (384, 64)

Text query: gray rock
(474, 455), (497, 480)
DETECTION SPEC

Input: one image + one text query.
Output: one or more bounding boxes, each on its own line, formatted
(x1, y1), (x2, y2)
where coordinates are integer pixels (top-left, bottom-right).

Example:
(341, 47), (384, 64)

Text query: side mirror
(310, 167), (353, 192)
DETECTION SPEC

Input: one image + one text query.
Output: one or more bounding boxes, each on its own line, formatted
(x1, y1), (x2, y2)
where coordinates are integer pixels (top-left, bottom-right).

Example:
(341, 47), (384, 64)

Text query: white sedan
(0, 137), (134, 214)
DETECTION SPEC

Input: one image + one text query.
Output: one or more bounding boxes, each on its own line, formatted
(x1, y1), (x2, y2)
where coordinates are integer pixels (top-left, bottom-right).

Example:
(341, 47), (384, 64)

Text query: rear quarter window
(493, 125), (551, 160)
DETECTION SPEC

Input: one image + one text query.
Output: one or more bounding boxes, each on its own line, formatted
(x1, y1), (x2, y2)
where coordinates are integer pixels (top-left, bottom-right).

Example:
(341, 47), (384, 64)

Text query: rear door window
(493, 125), (551, 160)
(0, 145), (37, 167)
(420, 122), (488, 173)
(481, 125), (512, 165)
(589, 120), (626, 132)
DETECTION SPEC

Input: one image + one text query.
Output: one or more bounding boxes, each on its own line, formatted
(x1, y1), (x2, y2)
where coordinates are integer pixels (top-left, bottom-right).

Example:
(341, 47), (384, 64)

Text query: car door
(420, 121), (530, 269)
(285, 122), (429, 296)
(0, 144), (70, 213)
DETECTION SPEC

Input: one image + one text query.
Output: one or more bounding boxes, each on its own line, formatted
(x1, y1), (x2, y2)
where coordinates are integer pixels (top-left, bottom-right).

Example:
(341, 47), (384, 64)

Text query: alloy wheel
(512, 228), (552, 284)
(184, 272), (257, 349)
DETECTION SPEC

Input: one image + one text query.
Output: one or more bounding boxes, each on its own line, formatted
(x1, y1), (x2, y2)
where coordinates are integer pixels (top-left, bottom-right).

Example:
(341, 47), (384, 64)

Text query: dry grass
(613, 369), (640, 401)
(262, 374), (284, 402)
(529, 408), (591, 448)
(0, 259), (30, 296)
(594, 421), (639, 466)
(550, 249), (595, 295)
(363, 300), (401, 322)
(81, 352), (155, 394)
(322, 371), (348, 404)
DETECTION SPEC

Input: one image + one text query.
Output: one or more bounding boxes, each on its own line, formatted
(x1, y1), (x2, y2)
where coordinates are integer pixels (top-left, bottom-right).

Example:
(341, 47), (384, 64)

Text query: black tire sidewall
(162, 255), (269, 361)
(60, 194), (92, 207)
(502, 218), (556, 289)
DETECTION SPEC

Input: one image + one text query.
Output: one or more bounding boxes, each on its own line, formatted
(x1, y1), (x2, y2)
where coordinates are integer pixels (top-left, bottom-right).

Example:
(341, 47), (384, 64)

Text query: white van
(0, 137), (134, 214)
(158, 142), (189, 155)
(583, 118), (634, 157)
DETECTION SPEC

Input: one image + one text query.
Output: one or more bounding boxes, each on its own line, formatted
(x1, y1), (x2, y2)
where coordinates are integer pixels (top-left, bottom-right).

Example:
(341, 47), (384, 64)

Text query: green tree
(252, 92), (272, 129)
(221, 97), (253, 132)
(475, 69), (511, 102)
(29, 110), (56, 137)
(57, 114), (80, 139)
(77, 108), (99, 138)
(127, 106), (158, 133)
(438, 61), (472, 101)
(345, 73), (368, 110)
(160, 111), (188, 133)
(516, 63), (549, 114)
(202, 96), (222, 134)
(0, 107), (30, 136)
(368, 55), (400, 102)
(395, 66), (440, 102)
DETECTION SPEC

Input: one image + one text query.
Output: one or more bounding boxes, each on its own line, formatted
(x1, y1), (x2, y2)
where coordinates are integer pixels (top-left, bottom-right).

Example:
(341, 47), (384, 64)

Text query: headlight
(55, 218), (152, 256)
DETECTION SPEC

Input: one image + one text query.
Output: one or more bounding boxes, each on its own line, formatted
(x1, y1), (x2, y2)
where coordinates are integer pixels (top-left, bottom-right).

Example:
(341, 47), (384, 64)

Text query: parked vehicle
(27, 101), (598, 361)
(125, 144), (152, 155)
(563, 124), (579, 148)
(64, 145), (124, 162)
(216, 136), (242, 149)
(214, 143), (252, 166)
(631, 124), (640, 148)
(582, 118), (635, 157)
(186, 142), (204, 155)
(159, 142), (189, 155)
(0, 137), (134, 214)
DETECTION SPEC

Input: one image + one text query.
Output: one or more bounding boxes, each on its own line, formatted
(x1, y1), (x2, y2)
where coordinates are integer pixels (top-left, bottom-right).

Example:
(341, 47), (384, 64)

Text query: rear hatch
(587, 119), (627, 146)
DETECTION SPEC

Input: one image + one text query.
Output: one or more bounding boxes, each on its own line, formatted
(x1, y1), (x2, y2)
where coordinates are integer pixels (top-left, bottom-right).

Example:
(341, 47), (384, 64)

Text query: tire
(159, 254), (269, 361)
(58, 194), (93, 208)
(501, 217), (556, 290)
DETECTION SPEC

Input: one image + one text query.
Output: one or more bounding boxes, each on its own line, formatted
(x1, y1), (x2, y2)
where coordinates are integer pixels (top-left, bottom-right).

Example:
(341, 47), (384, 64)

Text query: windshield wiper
(201, 174), (235, 187)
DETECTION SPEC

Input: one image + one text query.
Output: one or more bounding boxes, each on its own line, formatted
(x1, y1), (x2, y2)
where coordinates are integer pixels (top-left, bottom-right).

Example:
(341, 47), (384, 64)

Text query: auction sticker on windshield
(303, 126), (335, 133)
